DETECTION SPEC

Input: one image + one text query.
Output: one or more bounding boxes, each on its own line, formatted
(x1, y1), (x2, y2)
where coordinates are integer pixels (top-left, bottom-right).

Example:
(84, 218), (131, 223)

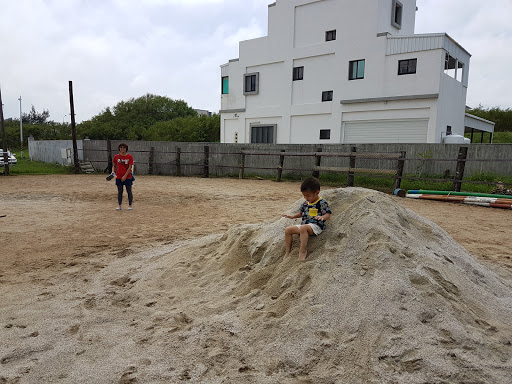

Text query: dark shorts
(116, 178), (133, 186)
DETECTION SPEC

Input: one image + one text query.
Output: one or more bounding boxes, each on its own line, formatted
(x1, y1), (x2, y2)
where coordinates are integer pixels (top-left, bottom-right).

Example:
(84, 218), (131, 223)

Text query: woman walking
(113, 143), (134, 210)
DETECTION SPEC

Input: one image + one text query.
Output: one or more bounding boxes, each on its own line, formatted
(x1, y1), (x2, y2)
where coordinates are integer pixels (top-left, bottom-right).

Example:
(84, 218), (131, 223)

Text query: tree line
(1, 93), (220, 149)
(3, 97), (512, 149)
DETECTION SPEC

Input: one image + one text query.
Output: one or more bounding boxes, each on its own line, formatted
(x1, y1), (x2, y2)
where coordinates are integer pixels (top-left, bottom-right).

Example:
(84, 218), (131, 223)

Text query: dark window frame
(250, 125), (276, 144)
(398, 58), (417, 75)
(392, 0), (403, 29)
(322, 90), (333, 102)
(221, 76), (229, 94)
(243, 72), (259, 95)
(320, 129), (331, 140)
(349, 59), (365, 80)
(325, 30), (336, 42)
(293, 66), (304, 81)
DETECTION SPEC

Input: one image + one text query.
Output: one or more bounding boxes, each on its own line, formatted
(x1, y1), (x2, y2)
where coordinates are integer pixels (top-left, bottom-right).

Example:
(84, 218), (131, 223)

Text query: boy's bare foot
(283, 251), (290, 259)
(298, 250), (307, 260)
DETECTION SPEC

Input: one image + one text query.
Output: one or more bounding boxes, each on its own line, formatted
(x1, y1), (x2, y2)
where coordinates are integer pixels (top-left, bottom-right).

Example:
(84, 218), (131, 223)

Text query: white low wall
(28, 137), (83, 166)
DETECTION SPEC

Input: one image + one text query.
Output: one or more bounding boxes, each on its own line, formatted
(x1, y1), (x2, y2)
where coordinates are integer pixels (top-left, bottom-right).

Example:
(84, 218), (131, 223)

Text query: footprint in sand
(119, 366), (137, 383)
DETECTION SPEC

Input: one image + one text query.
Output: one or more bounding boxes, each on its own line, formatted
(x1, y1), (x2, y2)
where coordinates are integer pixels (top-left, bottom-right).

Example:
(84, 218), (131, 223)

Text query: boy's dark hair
(118, 143), (128, 151)
(301, 177), (321, 192)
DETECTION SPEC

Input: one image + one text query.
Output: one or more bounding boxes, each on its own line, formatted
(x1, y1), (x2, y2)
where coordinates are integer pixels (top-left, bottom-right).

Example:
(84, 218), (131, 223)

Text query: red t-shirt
(113, 154), (134, 179)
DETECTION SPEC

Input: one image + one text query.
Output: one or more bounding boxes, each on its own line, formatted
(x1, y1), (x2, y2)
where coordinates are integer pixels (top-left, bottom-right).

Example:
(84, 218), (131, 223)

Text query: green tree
(142, 114), (220, 142)
(3, 106), (71, 149)
(78, 94), (198, 140)
(22, 105), (50, 125)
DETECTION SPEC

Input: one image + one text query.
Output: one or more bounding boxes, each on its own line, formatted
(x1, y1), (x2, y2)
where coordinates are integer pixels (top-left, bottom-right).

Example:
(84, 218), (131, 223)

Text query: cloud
(1, 0), (510, 125)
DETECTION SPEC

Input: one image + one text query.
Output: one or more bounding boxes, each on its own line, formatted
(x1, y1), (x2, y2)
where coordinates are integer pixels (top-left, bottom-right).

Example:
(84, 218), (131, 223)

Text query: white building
(194, 109), (213, 117)
(220, 0), (493, 144)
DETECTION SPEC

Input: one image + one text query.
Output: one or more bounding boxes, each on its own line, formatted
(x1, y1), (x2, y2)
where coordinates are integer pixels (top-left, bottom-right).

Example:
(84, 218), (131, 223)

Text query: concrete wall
(76, 140), (512, 178)
(28, 137), (83, 166)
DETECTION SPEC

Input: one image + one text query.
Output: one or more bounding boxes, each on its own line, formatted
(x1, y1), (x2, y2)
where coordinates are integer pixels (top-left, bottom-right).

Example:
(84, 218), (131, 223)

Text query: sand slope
(1, 187), (511, 383)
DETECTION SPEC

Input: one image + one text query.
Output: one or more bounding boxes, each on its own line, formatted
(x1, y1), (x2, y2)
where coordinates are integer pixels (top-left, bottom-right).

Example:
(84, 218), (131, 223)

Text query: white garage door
(343, 119), (428, 143)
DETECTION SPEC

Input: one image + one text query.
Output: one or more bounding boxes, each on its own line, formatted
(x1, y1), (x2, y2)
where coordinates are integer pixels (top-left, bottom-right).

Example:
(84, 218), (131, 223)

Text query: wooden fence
(83, 142), (512, 192)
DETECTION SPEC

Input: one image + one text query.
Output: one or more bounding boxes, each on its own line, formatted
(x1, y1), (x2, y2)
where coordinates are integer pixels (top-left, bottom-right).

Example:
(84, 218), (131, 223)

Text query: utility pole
(0, 87), (10, 175)
(18, 96), (23, 158)
(69, 81), (79, 173)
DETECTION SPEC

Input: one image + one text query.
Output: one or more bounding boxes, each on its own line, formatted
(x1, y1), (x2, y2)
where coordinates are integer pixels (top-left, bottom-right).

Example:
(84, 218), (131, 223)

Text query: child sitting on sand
(282, 177), (332, 260)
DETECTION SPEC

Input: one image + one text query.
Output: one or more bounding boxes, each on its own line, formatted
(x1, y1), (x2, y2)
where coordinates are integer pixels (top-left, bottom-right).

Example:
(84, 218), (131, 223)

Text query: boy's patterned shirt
(299, 198), (332, 230)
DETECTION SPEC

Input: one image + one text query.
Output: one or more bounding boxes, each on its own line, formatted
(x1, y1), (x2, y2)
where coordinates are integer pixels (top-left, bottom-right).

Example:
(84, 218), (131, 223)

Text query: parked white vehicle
(0, 150), (17, 166)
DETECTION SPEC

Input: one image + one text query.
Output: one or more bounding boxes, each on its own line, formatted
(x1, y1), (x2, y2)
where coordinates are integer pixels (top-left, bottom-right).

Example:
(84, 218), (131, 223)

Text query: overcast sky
(1, 0), (511, 123)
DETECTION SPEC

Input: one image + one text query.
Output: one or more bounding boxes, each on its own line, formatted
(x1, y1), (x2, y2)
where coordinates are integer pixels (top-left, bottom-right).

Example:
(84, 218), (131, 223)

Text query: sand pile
(1, 188), (511, 383)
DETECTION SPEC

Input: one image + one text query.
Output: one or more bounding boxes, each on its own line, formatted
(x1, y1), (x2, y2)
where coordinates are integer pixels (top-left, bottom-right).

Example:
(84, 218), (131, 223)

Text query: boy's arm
(282, 212), (302, 219)
(315, 212), (331, 221)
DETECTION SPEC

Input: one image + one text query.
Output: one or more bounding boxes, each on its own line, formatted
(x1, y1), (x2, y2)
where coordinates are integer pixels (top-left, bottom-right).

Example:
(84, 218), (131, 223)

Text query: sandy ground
(1, 175), (511, 383)
(1, 175), (510, 277)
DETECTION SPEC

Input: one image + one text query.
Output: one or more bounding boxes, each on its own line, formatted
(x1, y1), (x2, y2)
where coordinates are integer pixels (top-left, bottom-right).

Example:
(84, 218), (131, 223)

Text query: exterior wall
(220, 59), (243, 111)
(246, 61), (287, 110)
(28, 137), (83, 166)
(377, 0), (416, 35)
(292, 54), (336, 105)
(382, 49), (442, 98)
(291, 113), (333, 144)
(437, 73), (467, 139)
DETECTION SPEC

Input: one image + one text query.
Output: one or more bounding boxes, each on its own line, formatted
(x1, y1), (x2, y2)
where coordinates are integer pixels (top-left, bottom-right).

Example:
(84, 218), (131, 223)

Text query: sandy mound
(2, 187), (511, 383)
(132, 187), (512, 383)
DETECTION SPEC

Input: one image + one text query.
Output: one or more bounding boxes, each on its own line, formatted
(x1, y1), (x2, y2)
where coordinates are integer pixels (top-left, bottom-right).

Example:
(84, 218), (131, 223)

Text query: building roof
(464, 113), (495, 133)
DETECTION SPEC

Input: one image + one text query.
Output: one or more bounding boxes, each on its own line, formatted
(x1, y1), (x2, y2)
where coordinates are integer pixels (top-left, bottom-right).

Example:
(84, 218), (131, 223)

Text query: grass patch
(6, 151), (73, 175)
(465, 131), (512, 143)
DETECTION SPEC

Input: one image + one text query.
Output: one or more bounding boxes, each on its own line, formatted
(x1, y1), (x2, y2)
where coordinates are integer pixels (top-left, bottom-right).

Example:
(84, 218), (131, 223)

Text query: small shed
(464, 113), (495, 143)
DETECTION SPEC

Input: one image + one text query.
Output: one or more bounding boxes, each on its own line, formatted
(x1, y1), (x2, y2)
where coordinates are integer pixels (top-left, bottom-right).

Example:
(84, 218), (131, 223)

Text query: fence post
(176, 147), (181, 176)
(276, 149), (285, 182)
(148, 146), (155, 175)
(312, 148), (322, 178)
(107, 139), (112, 173)
(239, 151), (245, 179)
(393, 151), (406, 190)
(203, 145), (209, 178)
(453, 146), (468, 192)
(347, 146), (356, 187)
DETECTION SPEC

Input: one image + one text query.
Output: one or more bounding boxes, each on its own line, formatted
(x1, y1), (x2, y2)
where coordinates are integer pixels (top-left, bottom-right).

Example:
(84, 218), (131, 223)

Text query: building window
(293, 66), (304, 81)
(444, 53), (464, 83)
(320, 129), (331, 140)
(456, 61), (464, 82)
(244, 72), (259, 95)
(322, 91), (333, 102)
(398, 58), (417, 75)
(392, 0), (403, 29)
(251, 125), (275, 143)
(349, 59), (365, 80)
(325, 30), (336, 42)
(221, 76), (229, 94)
